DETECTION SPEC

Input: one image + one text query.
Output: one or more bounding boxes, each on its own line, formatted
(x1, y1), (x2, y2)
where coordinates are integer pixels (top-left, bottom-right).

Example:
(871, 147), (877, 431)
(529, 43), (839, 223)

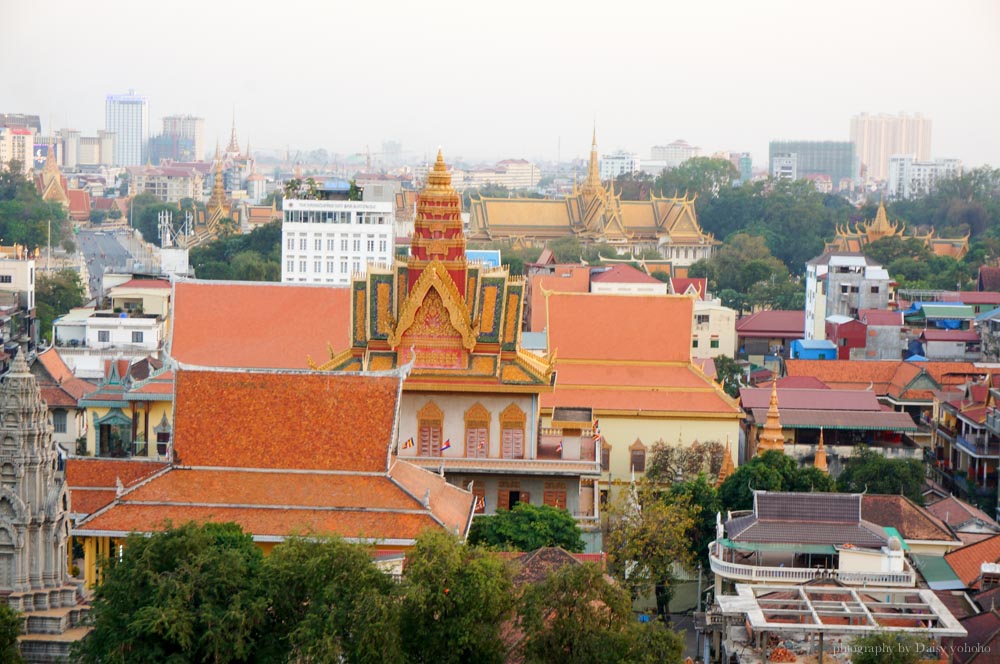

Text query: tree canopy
(36, 269), (86, 344)
(189, 221), (281, 281)
(0, 162), (69, 250)
(718, 450), (836, 511)
(836, 445), (926, 505)
(849, 632), (938, 664)
(468, 502), (585, 552)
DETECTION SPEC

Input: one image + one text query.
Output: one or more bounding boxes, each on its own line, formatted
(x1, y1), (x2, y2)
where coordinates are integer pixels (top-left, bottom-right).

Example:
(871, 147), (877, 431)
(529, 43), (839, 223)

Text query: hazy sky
(4, 0), (998, 167)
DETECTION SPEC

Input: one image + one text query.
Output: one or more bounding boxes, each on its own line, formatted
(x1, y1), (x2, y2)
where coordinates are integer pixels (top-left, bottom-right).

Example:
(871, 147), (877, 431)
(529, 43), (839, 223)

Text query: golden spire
(43, 142), (59, 174)
(581, 128), (602, 197)
(227, 110), (240, 154)
(424, 149), (454, 192)
(756, 380), (785, 455)
(814, 428), (828, 473)
(716, 438), (736, 487)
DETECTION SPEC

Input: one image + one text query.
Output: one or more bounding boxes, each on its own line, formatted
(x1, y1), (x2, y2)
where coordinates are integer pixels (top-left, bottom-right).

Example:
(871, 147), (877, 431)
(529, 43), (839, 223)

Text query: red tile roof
(784, 359), (980, 398)
(921, 329), (980, 342)
(34, 348), (96, 401)
(65, 458), (169, 516)
(528, 267), (591, 332)
(546, 293), (691, 363)
(67, 189), (91, 221)
(943, 291), (1000, 305)
(170, 281), (351, 369)
(860, 309), (903, 326)
(775, 376), (830, 389)
(945, 534), (1000, 587)
(590, 264), (661, 284)
(926, 496), (1000, 532)
(114, 278), (171, 290)
(954, 610), (1000, 663)
(861, 495), (957, 542)
(740, 387), (881, 411)
(670, 277), (707, 299)
(172, 368), (400, 472)
(735, 310), (805, 337)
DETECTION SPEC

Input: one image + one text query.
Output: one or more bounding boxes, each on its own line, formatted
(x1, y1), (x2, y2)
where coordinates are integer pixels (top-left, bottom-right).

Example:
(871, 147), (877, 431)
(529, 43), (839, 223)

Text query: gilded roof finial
(756, 379), (785, 455)
(814, 427), (828, 473)
(716, 437), (736, 487)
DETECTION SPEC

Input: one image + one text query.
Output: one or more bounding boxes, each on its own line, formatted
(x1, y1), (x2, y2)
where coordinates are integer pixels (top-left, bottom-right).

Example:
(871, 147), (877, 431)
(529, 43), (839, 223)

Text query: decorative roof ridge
(120, 499), (436, 515)
(75, 463), (175, 528)
(172, 465), (390, 476)
(172, 275), (351, 290)
(172, 360), (411, 381)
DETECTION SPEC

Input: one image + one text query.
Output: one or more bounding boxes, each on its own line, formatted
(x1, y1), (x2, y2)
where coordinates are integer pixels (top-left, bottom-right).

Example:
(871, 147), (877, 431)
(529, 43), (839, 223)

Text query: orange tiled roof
(545, 292), (691, 362)
(785, 359), (980, 400)
(113, 278), (171, 290)
(66, 458), (170, 517)
(861, 495), (957, 543)
(79, 502), (442, 542)
(35, 348), (97, 401)
(945, 534), (1000, 588)
(528, 268), (591, 333)
(172, 368), (400, 472)
(590, 264), (661, 284)
(170, 280), (351, 369)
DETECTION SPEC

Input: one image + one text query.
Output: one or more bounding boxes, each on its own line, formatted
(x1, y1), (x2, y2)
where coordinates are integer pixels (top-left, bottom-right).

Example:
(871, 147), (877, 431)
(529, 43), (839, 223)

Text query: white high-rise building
(850, 113), (932, 182)
(599, 150), (639, 180)
(0, 128), (34, 175)
(281, 200), (395, 286)
(887, 155), (962, 200)
(650, 140), (701, 168)
(105, 91), (149, 166)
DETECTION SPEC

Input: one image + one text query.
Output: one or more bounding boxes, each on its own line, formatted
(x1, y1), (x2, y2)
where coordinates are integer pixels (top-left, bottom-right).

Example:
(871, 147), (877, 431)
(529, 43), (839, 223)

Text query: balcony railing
(955, 433), (1000, 458)
(708, 542), (915, 587)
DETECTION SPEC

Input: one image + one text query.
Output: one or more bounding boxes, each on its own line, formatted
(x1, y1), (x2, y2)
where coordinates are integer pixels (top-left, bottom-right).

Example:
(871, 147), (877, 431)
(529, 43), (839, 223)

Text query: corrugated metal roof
(749, 408), (919, 431)
(912, 553), (966, 590)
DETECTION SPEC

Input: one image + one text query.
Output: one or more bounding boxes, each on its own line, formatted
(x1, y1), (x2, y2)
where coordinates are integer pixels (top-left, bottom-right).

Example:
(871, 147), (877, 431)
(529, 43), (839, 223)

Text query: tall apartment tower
(105, 91), (149, 166)
(850, 112), (932, 182)
(162, 115), (205, 161)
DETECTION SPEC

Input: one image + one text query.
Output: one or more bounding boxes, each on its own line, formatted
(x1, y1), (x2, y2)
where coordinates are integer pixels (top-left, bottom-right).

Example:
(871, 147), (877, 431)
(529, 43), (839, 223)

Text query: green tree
(604, 482), (697, 602)
(230, 250), (279, 281)
(89, 209), (107, 224)
(713, 354), (745, 397)
(468, 502), (585, 552)
(73, 522), (267, 664)
(518, 562), (685, 664)
(0, 604), (23, 663)
(849, 632), (938, 664)
(668, 474), (723, 567)
(836, 445), (926, 505)
(261, 536), (402, 663)
(654, 157), (738, 202)
(400, 530), (516, 664)
(348, 180), (363, 201)
(0, 160), (68, 249)
(718, 450), (836, 511)
(36, 270), (85, 344)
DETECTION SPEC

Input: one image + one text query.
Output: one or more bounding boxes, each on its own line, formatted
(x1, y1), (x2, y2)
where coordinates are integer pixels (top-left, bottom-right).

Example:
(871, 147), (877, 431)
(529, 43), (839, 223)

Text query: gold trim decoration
(389, 260), (478, 352)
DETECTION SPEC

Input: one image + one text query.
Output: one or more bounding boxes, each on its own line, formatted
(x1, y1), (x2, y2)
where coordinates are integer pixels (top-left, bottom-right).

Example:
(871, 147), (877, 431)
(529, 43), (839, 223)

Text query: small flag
(592, 418), (602, 442)
(474, 495), (485, 511)
(556, 440), (563, 454)
(441, 438), (451, 451)
(402, 437), (414, 450)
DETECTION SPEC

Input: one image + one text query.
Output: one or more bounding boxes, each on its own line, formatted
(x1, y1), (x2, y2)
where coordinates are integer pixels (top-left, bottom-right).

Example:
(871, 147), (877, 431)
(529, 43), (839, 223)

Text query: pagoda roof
(169, 279), (351, 369)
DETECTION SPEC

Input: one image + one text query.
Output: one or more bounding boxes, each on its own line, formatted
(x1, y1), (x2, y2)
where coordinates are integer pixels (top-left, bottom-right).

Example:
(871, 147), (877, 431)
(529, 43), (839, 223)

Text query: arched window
(500, 404), (526, 459)
(629, 438), (646, 473)
(464, 403), (490, 459)
(417, 402), (444, 456)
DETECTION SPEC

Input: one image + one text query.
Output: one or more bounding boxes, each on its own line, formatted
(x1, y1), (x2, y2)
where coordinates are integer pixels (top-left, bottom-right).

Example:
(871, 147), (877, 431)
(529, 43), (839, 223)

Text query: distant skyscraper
(105, 91), (149, 166)
(850, 112), (931, 182)
(650, 140), (701, 168)
(161, 115), (205, 161)
(768, 141), (856, 190)
(599, 150), (639, 180)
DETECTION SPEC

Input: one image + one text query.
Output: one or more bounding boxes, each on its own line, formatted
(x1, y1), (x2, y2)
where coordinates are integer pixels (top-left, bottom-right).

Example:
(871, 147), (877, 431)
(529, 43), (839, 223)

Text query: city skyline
(3, 0), (998, 168)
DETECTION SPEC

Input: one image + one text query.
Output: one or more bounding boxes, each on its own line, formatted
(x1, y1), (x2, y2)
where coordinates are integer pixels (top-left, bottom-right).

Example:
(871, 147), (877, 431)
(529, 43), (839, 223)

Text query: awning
(719, 538), (836, 555)
(911, 553), (966, 590)
(749, 408), (920, 431)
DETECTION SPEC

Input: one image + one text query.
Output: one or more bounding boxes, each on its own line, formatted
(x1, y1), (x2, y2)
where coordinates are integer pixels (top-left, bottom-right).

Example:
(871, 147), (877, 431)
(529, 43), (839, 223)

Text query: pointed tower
(226, 112), (241, 155)
(0, 353), (81, 610)
(716, 438), (736, 487)
(207, 149), (229, 221)
(580, 128), (603, 202)
(756, 380), (786, 455)
(408, 150), (467, 296)
(814, 428), (828, 473)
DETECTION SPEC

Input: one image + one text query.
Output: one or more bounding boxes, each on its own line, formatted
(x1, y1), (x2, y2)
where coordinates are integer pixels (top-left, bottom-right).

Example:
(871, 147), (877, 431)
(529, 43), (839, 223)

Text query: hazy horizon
(4, 0), (998, 168)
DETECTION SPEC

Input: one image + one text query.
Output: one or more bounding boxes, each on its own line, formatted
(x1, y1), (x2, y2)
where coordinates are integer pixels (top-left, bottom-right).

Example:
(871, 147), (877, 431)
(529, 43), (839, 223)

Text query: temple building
(0, 354), (88, 658)
(467, 133), (719, 277)
(314, 151), (603, 548)
(825, 200), (969, 259)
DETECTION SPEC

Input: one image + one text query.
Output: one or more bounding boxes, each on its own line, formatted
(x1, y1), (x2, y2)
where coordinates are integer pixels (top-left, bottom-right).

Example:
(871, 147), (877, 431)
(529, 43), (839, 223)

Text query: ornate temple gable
(391, 260), (478, 354)
(826, 200), (968, 259)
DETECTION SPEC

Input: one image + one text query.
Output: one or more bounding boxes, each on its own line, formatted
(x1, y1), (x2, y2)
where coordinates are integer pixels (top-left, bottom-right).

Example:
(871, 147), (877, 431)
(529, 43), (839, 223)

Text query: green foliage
(0, 604), (23, 663)
(36, 270), (85, 343)
(849, 631), (938, 664)
(189, 221), (281, 281)
(129, 193), (175, 247)
(60, 238), (76, 254)
(604, 482), (698, 599)
(668, 474), (723, 567)
(654, 157), (738, 201)
(719, 450), (836, 511)
(837, 445), (926, 504)
(400, 530), (516, 664)
(73, 522), (267, 663)
(348, 180), (363, 201)
(261, 536), (403, 663)
(713, 354), (744, 398)
(0, 162), (68, 249)
(468, 502), (585, 552)
(89, 209), (107, 224)
(696, 233), (796, 312)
